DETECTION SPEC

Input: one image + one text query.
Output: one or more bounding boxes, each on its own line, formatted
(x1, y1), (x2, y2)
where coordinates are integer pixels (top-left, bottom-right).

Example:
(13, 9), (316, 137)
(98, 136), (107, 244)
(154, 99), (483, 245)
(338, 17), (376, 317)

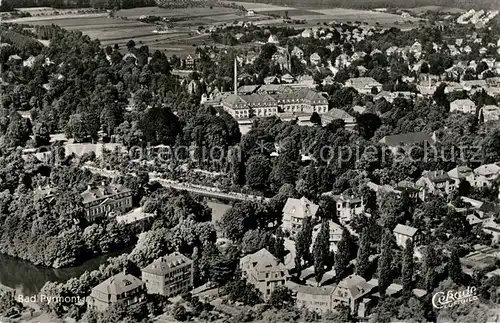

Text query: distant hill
(231, 0), (500, 10)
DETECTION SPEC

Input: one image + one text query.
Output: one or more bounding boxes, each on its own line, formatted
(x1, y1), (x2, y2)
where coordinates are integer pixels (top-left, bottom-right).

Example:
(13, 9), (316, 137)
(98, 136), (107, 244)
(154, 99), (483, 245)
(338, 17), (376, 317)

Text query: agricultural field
(301, 8), (421, 24)
(7, 14), (212, 56)
(219, 1), (295, 12)
(116, 6), (242, 19)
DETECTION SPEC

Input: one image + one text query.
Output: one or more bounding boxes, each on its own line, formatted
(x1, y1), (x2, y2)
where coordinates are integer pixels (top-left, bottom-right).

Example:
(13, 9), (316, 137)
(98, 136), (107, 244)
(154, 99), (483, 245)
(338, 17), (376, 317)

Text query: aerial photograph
(1, 0), (500, 322)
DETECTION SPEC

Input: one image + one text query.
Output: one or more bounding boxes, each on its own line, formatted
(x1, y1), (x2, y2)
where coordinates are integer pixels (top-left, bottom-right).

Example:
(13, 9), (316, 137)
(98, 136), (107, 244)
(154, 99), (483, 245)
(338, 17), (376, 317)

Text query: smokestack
(234, 58), (238, 96)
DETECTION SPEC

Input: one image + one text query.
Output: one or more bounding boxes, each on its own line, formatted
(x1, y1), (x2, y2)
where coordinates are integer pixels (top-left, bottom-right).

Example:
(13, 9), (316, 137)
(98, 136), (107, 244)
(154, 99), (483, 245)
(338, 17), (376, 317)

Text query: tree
(246, 154), (271, 190)
(310, 112), (321, 125)
(267, 286), (293, 309)
(126, 40), (136, 50)
(422, 244), (440, 293)
(356, 228), (371, 279)
(313, 220), (330, 284)
(401, 239), (414, 298)
(355, 113), (381, 139)
(335, 228), (353, 281)
(295, 217), (313, 273)
(271, 227), (286, 262)
(172, 303), (188, 321)
(378, 230), (393, 297)
(448, 247), (464, 284)
(224, 279), (262, 305)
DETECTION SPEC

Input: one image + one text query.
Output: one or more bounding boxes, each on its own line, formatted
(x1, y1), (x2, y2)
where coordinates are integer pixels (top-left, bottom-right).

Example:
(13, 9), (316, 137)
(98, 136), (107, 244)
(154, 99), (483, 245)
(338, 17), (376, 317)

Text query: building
(448, 165), (475, 187)
(240, 248), (288, 301)
(87, 272), (146, 312)
(450, 99), (476, 114)
(141, 252), (193, 297)
(268, 34), (279, 44)
(345, 77), (382, 94)
(291, 46), (304, 59)
(473, 163), (500, 188)
(479, 105), (500, 123)
(331, 194), (364, 224)
(330, 275), (376, 317)
(321, 108), (356, 128)
(393, 224), (421, 248)
(310, 52), (321, 66)
(312, 220), (343, 252)
(296, 285), (334, 312)
(282, 196), (319, 236)
(416, 170), (455, 200)
(81, 184), (133, 221)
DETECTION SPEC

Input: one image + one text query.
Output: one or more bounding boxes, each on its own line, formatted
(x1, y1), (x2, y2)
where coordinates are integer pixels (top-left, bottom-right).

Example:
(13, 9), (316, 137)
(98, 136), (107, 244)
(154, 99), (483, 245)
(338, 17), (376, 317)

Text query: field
(116, 7), (242, 19)
(7, 13), (216, 56)
(221, 0), (420, 27)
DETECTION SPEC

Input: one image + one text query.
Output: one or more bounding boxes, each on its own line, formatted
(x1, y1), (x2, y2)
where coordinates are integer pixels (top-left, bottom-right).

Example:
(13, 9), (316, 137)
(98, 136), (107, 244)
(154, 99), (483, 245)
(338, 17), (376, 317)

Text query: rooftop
(283, 196), (319, 219)
(393, 224), (418, 237)
(142, 252), (193, 275)
(92, 272), (144, 296)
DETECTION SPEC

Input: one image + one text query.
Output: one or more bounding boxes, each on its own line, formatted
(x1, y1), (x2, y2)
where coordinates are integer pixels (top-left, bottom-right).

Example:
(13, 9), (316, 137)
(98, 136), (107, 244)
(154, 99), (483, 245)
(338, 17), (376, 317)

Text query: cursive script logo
(432, 286), (479, 309)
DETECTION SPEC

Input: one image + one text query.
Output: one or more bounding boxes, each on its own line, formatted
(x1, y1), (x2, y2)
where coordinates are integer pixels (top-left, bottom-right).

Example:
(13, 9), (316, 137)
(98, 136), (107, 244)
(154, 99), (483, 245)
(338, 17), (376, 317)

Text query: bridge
(82, 165), (269, 203)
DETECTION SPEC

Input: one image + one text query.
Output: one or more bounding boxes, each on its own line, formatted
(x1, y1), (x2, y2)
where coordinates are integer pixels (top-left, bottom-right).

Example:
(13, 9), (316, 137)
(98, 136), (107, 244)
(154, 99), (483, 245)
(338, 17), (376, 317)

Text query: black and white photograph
(1, 0), (500, 322)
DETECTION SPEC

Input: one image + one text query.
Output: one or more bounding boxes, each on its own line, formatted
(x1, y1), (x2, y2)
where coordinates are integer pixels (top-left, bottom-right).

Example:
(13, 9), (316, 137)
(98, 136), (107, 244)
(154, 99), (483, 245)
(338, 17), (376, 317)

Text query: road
(82, 165), (269, 203)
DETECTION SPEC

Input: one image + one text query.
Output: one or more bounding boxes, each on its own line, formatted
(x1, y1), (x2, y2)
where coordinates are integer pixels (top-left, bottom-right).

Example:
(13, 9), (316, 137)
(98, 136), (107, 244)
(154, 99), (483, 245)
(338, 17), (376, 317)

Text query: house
(8, 54), (22, 63)
(379, 132), (435, 153)
(331, 194), (364, 224)
(301, 29), (313, 38)
(352, 105), (367, 114)
(345, 77), (382, 95)
(268, 34), (279, 44)
(282, 196), (319, 236)
(479, 105), (500, 123)
(461, 79), (487, 91)
(310, 52), (321, 66)
(247, 10), (255, 16)
(87, 272), (146, 312)
(330, 274), (376, 317)
(393, 224), (421, 248)
(312, 220), (343, 252)
(473, 163), (500, 188)
(240, 248), (288, 301)
(141, 252), (193, 297)
(482, 219), (500, 243)
(450, 99), (476, 114)
(296, 285), (334, 312)
(416, 170), (455, 200)
(321, 108), (356, 128)
(291, 46), (304, 59)
(281, 74), (295, 84)
(447, 165), (475, 187)
(81, 184), (133, 221)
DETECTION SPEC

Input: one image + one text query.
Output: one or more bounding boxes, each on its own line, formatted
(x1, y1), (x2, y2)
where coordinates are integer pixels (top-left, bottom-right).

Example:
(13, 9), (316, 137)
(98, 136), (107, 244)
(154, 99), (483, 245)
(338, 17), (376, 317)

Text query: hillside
(230, 0), (500, 10)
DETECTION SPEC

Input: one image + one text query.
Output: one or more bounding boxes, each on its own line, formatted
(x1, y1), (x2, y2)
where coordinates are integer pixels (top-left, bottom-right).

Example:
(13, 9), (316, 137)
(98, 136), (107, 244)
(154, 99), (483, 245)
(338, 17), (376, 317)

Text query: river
(0, 202), (232, 297)
(0, 248), (131, 296)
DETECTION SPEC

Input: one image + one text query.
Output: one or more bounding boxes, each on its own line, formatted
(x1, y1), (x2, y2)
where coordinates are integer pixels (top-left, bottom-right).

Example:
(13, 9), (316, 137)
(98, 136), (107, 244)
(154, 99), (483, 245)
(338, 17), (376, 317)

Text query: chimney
(234, 57), (238, 96)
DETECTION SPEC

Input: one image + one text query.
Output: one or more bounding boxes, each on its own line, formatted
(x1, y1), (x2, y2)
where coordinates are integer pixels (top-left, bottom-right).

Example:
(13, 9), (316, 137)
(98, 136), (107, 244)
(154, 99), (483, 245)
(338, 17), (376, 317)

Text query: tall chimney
(234, 57), (238, 96)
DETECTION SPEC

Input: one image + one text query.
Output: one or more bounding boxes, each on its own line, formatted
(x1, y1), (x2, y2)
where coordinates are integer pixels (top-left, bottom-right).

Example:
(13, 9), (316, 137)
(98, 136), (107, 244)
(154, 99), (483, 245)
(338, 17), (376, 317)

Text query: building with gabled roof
(142, 252), (193, 297)
(282, 196), (319, 236)
(81, 183), (133, 221)
(345, 77), (382, 94)
(331, 274), (376, 316)
(240, 248), (288, 301)
(87, 272), (146, 312)
(393, 224), (421, 248)
(379, 132), (435, 153)
(450, 99), (476, 114)
(321, 108), (356, 128)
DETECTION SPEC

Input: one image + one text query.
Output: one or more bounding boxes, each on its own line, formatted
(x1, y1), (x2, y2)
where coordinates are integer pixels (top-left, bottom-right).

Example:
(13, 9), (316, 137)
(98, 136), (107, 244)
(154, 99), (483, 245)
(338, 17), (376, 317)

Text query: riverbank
(0, 247), (132, 296)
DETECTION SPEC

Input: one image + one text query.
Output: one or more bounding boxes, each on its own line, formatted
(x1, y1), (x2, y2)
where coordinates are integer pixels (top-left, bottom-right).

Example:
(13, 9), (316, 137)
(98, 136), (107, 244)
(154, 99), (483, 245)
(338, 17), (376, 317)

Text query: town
(1, 0), (500, 322)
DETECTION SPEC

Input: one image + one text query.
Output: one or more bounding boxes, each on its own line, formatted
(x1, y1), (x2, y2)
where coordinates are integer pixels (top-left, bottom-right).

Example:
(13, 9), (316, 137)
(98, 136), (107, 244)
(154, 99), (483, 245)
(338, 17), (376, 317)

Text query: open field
(116, 6), (242, 19)
(228, 0), (500, 10)
(219, 1), (295, 12)
(8, 14), (212, 56)
(407, 5), (465, 14)
(303, 8), (420, 23)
